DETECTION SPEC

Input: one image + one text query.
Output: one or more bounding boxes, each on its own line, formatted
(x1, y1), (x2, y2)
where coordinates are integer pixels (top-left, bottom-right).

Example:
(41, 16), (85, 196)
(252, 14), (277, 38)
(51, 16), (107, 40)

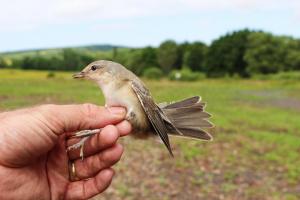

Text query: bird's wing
(131, 80), (173, 156)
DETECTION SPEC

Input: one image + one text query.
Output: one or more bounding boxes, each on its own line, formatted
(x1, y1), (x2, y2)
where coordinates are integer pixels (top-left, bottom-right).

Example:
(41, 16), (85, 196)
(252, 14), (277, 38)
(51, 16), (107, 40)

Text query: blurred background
(1, 0), (300, 199)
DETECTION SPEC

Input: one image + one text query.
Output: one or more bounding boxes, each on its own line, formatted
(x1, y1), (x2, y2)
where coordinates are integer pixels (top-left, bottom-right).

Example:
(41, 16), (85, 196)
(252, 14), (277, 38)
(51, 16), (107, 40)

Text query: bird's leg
(69, 129), (102, 138)
(105, 104), (112, 113)
(67, 129), (102, 160)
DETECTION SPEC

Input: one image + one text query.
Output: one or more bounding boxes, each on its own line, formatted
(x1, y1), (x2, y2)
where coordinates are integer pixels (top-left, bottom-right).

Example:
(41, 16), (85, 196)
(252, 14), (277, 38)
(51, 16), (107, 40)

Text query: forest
(1, 29), (300, 79)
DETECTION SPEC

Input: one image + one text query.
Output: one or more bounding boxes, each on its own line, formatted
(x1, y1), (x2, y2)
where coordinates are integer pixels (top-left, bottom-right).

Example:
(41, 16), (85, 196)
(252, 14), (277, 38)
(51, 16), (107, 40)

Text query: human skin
(0, 104), (131, 200)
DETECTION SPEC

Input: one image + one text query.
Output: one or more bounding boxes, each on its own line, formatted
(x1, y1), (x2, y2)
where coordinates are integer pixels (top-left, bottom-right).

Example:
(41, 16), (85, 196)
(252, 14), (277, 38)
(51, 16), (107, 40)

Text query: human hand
(0, 104), (131, 200)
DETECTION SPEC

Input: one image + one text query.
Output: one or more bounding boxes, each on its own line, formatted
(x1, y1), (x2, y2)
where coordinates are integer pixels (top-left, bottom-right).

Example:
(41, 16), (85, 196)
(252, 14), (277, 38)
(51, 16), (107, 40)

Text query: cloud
(0, 0), (299, 32)
(90, 22), (134, 31)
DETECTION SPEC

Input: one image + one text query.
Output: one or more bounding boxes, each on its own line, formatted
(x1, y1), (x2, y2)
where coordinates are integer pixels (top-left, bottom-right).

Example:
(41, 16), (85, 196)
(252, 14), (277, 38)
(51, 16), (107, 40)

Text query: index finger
(38, 104), (127, 135)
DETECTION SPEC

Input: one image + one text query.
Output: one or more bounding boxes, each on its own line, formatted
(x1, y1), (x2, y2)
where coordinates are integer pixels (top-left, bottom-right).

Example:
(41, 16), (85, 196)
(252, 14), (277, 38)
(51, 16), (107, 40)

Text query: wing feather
(131, 80), (173, 156)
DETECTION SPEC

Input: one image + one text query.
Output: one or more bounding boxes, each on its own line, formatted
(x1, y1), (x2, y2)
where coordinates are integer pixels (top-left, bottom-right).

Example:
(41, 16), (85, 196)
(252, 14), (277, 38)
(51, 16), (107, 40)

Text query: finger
(65, 168), (114, 200)
(68, 125), (119, 160)
(66, 119), (131, 138)
(116, 120), (132, 137)
(67, 121), (131, 160)
(73, 143), (123, 179)
(37, 104), (126, 134)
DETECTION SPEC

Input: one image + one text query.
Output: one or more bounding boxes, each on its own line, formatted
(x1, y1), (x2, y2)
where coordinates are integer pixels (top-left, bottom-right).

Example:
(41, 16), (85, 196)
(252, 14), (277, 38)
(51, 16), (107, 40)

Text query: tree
(205, 29), (252, 77)
(174, 42), (190, 69)
(0, 57), (12, 68)
(284, 39), (300, 71)
(112, 47), (118, 60)
(0, 58), (5, 68)
(62, 49), (82, 71)
(21, 56), (33, 70)
(140, 46), (158, 68)
(123, 49), (144, 75)
(244, 33), (290, 74)
(157, 40), (178, 74)
(184, 41), (207, 71)
(286, 50), (300, 70)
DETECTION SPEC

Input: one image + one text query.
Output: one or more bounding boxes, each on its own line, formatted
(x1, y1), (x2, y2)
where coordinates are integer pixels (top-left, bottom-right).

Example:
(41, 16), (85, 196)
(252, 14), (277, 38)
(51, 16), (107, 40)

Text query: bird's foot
(69, 129), (101, 138)
(67, 137), (89, 160)
(67, 129), (102, 160)
(105, 104), (112, 113)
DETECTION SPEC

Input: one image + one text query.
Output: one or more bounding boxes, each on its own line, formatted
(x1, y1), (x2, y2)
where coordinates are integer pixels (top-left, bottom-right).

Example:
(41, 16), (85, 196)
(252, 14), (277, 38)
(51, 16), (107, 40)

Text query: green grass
(1, 69), (300, 199)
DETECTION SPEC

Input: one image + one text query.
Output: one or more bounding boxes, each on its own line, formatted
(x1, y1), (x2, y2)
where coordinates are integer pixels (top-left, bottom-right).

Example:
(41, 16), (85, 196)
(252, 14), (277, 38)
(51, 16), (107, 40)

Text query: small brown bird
(68, 60), (213, 157)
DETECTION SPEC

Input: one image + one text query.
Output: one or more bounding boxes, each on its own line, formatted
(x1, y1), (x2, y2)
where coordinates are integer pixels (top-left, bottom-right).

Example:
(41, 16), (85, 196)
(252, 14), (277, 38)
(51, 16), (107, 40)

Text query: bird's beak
(73, 72), (85, 79)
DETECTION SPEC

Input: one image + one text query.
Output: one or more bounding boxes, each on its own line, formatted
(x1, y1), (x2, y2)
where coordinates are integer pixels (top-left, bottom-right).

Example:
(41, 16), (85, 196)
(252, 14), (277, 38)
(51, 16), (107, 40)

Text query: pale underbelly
(105, 94), (153, 138)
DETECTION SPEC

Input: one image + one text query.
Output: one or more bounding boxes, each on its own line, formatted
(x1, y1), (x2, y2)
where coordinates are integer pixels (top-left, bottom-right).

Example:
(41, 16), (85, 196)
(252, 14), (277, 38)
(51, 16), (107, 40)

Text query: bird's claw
(67, 129), (102, 160)
(67, 137), (89, 160)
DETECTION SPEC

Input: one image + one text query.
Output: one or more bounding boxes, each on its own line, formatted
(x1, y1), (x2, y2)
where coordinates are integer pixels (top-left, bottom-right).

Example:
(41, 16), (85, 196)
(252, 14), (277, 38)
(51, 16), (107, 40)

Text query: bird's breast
(102, 82), (152, 138)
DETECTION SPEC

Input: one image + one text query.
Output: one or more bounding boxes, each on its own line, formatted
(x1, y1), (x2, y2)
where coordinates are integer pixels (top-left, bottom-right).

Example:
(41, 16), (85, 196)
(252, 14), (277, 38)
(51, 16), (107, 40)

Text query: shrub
(142, 67), (163, 80)
(46, 71), (56, 78)
(270, 72), (300, 80)
(252, 71), (300, 80)
(168, 68), (205, 81)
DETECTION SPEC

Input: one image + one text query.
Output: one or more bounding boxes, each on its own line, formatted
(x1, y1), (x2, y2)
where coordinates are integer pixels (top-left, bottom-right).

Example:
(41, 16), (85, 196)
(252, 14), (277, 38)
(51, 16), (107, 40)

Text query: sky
(0, 0), (300, 52)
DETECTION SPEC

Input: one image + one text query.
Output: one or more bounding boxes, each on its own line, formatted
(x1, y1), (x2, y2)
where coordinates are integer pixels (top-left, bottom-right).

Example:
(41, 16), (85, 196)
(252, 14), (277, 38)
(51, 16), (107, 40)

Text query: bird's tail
(159, 96), (214, 140)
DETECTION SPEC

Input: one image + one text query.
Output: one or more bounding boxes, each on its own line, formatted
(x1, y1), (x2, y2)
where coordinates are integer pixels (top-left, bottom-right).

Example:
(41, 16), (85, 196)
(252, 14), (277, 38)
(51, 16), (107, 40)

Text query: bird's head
(73, 60), (123, 84)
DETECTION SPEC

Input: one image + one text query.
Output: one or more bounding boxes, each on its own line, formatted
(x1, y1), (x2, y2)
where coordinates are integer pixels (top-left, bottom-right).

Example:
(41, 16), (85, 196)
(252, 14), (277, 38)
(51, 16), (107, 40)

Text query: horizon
(1, 0), (300, 52)
(1, 28), (299, 54)
(0, 43), (128, 54)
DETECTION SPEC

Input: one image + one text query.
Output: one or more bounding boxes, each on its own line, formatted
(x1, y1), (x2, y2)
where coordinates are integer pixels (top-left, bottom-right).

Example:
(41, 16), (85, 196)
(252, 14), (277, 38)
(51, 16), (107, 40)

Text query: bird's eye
(91, 65), (97, 71)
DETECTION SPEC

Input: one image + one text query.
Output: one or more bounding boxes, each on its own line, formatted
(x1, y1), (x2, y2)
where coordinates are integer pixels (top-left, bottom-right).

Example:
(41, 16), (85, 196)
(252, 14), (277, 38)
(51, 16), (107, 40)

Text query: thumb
(39, 104), (126, 134)
(0, 104), (126, 167)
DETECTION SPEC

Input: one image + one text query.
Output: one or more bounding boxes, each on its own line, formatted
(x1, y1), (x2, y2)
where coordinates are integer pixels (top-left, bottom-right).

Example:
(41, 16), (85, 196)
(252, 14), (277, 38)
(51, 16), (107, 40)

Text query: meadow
(1, 69), (300, 200)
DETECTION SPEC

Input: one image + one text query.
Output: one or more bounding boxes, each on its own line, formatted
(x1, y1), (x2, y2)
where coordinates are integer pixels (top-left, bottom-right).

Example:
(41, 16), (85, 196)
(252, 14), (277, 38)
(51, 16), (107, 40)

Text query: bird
(68, 60), (213, 158)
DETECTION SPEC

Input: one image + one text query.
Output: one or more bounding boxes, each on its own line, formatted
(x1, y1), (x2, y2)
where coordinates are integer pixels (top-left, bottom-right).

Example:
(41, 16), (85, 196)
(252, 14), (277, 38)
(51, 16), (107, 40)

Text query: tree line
(1, 29), (300, 78)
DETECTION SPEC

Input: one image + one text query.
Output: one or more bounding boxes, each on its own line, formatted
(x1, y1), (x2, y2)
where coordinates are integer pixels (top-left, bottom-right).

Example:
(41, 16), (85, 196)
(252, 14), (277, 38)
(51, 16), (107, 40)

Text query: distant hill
(0, 44), (130, 61)
(0, 44), (128, 57)
(80, 44), (128, 51)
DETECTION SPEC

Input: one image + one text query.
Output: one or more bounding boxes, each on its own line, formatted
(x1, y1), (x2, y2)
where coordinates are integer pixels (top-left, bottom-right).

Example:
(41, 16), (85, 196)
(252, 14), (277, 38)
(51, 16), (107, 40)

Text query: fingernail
(109, 107), (126, 115)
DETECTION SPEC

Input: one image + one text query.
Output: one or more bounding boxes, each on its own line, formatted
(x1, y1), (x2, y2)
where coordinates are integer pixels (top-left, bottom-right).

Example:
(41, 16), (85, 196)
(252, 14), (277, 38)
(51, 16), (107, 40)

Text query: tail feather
(174, 119), (213, 129)
(165, 108), (211, 119)
(176, 127), (212, 140)
(163, 96), (200, 109)
(160, 96), (213, 141)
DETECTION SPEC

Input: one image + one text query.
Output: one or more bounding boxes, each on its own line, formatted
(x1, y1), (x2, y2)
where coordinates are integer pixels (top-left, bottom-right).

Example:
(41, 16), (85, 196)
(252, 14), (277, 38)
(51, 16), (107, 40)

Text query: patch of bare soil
(241, 90), (300, 111)
(91, 136), (298, 200)
(272, 98), (300, 111)
(0, 95), (9, 101)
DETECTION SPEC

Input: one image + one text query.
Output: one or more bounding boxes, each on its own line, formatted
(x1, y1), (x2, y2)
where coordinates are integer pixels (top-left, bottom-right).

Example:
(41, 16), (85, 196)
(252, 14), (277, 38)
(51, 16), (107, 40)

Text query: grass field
(1, 69), (300, 200)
